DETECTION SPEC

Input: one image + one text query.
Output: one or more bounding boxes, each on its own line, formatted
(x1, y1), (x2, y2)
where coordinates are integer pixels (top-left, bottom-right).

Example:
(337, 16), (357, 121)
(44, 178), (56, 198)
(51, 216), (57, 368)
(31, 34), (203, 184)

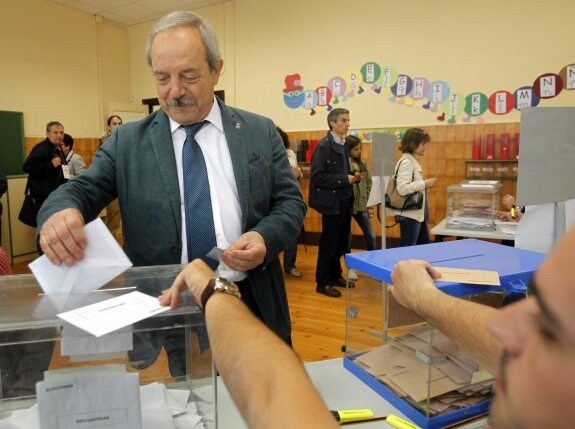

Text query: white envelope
(36, 367), (141, 429)
(29, 218), (132, 295)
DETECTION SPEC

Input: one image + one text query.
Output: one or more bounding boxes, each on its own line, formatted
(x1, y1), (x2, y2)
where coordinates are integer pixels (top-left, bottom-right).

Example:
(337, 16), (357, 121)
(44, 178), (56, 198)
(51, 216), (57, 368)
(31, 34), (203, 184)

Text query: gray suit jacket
(38, 99), (307, 339)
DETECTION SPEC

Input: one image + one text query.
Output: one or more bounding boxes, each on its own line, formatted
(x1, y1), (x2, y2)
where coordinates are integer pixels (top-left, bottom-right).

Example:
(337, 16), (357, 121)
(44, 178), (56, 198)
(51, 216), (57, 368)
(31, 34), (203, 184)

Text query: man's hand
(51, 156), (62, 168)
(221, 231), (266, 272)
(39, 208), (87, 266)
(389, 260), (442, 312)
(159, 259), (215, 310)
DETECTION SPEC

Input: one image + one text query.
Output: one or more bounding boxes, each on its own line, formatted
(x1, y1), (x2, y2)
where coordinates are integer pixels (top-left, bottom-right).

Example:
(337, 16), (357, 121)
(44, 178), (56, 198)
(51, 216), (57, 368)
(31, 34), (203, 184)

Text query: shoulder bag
(385, 159), (424, 211)
(18, 179), (40, 228)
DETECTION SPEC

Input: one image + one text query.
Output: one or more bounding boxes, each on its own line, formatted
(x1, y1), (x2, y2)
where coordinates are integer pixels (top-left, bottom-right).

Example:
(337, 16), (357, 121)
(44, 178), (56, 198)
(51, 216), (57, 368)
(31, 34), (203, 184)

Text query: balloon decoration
(360, 62), (383, 94)
(282, 62), (575, 123)
(327, 76), (347, 104)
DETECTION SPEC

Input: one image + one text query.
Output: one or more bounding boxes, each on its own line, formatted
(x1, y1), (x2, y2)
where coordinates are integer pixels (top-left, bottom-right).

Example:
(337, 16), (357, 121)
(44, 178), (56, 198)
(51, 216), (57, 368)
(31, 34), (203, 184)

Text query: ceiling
(47, 0), (226, 27)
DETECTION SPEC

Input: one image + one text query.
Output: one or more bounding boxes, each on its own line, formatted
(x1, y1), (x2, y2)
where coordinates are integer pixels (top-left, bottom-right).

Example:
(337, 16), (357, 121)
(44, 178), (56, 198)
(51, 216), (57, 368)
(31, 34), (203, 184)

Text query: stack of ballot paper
(447, 217), (495, 231)
(354, 326), (494, 416)
(2, 366), (211, 429)
(36, 365), (142, 429)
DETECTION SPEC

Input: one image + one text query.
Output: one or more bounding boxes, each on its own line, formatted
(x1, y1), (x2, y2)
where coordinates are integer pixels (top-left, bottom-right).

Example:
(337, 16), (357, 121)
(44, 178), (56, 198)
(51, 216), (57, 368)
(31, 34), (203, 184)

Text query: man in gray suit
(37, 12), (306, 355)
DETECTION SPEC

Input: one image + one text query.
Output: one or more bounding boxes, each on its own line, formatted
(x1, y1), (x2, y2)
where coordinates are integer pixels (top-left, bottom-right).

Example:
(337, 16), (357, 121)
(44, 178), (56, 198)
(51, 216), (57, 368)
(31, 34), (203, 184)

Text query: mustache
(165, 97), (198, 107)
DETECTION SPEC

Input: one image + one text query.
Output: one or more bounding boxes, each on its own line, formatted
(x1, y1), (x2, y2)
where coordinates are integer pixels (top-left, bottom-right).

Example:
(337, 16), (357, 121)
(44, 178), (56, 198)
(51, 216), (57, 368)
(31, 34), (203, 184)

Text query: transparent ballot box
(0, 265), (216, 428)
(343, 240), (545, 429)
(446, 182), (500, 231)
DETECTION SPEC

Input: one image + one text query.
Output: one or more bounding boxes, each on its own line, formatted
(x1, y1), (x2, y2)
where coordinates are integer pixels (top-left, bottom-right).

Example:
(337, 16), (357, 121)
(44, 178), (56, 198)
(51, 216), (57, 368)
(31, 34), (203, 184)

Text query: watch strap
(200, 277), (241, 312)
(200, 278), (216, 312)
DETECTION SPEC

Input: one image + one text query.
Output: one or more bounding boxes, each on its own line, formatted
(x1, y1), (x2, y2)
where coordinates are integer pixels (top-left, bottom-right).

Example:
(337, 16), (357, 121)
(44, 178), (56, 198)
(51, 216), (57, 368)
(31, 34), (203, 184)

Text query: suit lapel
(219, 100), (249, 230)
(149, 110), (183, 236)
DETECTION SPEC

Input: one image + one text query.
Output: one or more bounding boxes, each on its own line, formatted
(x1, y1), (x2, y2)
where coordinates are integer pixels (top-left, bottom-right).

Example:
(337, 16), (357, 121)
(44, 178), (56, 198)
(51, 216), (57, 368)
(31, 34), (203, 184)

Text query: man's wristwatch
(200, 277), (242, 311)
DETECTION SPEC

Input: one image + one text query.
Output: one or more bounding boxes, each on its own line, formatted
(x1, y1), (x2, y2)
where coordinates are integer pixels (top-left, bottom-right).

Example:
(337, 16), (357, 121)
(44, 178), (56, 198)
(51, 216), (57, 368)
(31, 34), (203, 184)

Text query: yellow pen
(387, 414), (422, 429)
(331, 409), (374, 423)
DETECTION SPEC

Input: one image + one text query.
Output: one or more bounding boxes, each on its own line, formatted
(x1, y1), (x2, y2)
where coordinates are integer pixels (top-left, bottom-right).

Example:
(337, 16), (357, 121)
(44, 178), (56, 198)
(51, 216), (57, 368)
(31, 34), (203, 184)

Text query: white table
(217, 358), (408, 428)
(431, 218), (516, 242)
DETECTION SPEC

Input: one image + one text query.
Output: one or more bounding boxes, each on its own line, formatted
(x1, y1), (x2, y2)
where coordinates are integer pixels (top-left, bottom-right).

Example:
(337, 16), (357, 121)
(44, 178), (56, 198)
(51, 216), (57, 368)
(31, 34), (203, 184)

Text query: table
(431, 218), (517, 242)
(217, 358), (407, 428)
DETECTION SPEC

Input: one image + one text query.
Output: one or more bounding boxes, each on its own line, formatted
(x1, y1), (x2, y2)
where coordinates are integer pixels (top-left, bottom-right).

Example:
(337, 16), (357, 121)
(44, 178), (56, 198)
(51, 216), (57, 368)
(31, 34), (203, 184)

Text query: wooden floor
(10, 244), (382, 364)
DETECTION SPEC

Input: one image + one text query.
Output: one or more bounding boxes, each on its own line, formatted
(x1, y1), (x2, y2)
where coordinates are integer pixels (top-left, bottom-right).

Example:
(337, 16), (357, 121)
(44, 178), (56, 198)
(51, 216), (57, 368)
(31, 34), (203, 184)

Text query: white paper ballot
(29, 217), (132, 295)
(58, 291), (169, 337)
(37, 367), (141, 429)
(61, 324), (133, 357)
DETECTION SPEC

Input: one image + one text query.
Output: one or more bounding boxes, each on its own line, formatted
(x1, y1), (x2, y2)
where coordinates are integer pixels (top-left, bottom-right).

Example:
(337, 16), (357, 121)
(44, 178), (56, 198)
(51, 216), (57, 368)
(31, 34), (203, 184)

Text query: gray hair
(46, 121), (63, 132)
(145, 11), (222, 72)
(327, 108), (349, 130)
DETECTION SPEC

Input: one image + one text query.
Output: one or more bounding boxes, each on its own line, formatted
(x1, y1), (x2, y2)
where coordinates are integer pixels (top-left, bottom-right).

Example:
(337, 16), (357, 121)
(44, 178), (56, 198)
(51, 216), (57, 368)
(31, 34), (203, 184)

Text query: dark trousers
(397, 216), (430, 247)
(350, 211), (377, 251)
(0, 330), (56, 398)
(316, 202), (352, 286)
(283, 234), (299, 271)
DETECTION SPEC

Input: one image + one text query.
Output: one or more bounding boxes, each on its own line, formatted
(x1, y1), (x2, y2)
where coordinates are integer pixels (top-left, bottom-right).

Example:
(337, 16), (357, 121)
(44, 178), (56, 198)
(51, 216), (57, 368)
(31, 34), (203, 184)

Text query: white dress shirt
(169, 98), (246, 282)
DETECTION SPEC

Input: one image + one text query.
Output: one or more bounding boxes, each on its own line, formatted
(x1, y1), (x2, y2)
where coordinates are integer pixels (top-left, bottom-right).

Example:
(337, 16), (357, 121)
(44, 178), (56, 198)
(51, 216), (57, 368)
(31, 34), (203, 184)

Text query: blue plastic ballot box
(342, 239), (546, 429)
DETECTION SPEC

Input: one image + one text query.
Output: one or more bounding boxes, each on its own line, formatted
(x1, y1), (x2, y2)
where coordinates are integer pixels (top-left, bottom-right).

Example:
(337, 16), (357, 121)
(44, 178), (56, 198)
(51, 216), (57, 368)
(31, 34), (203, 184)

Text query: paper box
(446, 183), (500, 231)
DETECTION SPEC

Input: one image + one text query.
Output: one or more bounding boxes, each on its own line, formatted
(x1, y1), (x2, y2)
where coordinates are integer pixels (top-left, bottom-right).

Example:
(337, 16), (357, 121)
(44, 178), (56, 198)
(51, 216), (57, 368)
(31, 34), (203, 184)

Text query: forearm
(206, 294), (337, 429)
(414, 289), (503, 374)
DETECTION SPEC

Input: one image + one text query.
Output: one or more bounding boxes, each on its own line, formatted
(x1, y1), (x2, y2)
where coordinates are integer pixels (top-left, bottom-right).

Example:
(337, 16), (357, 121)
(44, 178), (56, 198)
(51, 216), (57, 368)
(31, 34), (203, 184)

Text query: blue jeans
(283, 234), (299, 271)
(396, 216), (430, 247)
(350, 211), (377, 251)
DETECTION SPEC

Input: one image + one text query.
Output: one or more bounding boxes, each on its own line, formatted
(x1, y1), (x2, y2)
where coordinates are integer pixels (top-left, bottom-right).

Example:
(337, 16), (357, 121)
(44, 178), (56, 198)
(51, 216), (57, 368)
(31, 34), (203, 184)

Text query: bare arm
(390, 260), (503, 374)
(159, 260), (338, 429)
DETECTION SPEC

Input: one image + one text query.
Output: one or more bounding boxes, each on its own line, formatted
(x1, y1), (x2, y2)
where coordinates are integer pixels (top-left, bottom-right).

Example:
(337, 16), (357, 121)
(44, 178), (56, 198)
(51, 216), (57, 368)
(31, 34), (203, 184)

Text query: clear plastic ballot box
(0, 265), (216, 428)
(446, 182), (500, 231)
(343, 239), (545, 429)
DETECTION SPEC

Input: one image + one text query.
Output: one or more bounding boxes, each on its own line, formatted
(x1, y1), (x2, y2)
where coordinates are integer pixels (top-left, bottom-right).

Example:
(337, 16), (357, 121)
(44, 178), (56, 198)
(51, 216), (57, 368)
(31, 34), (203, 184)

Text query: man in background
(0, 168), (6, 246)
(309, 108), (361, 298)
(22, 121), (68, 209)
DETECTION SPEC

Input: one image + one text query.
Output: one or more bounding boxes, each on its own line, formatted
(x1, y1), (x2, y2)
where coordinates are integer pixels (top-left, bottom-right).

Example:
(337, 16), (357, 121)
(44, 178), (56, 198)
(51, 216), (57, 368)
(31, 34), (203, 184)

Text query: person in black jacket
(0, 168), (7, 245)
(309, 108), (362, 298)
(22, 121), (68, 210)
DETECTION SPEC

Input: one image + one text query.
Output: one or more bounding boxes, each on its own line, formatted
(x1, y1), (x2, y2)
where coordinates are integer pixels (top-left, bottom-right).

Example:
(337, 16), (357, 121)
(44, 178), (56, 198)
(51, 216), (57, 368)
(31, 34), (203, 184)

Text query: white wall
(1, 0), (573, 138)
(233, 0), (575, 131)
(0, 0), (131, 137)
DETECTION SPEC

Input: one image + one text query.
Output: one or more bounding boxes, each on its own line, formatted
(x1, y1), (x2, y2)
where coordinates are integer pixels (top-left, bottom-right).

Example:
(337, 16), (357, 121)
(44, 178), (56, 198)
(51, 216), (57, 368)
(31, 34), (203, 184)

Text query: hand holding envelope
(29, 218), (169, 338)
(30, 217), (133, 295)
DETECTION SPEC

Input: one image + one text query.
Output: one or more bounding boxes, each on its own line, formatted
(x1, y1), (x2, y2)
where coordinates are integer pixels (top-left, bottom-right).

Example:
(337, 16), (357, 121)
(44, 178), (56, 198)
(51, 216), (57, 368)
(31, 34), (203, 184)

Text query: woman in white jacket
(388, 128), (437, 246)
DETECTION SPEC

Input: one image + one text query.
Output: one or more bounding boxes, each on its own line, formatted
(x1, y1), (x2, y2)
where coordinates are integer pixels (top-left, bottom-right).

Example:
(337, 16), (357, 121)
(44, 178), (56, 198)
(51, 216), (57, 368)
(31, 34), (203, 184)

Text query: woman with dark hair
(277, 126), (303, 277)
(62, 134), (86, 179)
(345, 135), (376, 257)
(100, 115), (123, 239)
(387, 128), (437, 246)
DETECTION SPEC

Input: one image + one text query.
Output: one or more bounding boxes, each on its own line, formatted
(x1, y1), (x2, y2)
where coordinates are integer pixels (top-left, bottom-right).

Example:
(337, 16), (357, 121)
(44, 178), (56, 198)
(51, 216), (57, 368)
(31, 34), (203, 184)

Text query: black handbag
(385, 159), (424, 211)
(18, 179), (40, 228)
